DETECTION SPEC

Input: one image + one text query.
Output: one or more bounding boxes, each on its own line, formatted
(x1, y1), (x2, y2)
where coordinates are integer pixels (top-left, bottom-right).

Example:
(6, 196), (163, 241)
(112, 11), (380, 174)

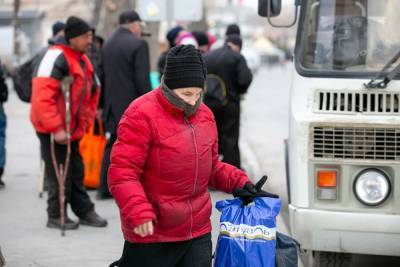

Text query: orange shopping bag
(79, 118), (106, 189)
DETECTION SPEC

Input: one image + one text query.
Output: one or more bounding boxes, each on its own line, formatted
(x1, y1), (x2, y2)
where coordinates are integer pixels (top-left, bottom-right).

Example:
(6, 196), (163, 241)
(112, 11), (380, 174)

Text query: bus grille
(312, 126), (400, 161)
(315, 90), (400, 114)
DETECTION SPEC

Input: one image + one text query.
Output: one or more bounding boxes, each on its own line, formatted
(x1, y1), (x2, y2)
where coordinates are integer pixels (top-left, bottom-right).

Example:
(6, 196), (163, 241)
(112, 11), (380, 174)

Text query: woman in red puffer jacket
(108, 45), (251, 267)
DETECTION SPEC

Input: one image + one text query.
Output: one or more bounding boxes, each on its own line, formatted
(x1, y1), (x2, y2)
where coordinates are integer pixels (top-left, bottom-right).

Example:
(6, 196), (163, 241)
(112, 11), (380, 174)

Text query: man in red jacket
(30, 16), (107, 230)
(108, 45), (262, 267)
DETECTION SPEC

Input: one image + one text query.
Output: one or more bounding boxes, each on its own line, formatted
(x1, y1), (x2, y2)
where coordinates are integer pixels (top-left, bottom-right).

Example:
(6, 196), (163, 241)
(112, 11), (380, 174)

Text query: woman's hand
(134, 221), (154, 237)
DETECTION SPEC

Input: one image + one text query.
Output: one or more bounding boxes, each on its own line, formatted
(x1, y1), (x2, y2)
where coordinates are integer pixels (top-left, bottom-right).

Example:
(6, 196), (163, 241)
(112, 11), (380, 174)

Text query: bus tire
(313, 251), (352, 267)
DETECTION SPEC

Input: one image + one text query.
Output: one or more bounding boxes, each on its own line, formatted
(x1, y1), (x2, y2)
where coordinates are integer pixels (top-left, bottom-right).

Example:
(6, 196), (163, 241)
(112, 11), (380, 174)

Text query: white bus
(259, 0), (400, 265)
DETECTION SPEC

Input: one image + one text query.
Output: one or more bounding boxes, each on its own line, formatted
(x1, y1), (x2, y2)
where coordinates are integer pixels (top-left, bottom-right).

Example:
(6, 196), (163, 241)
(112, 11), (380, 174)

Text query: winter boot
(79, 210), (108, 227)
(0, 168), (4, 189)
(47, 216), (79, 230)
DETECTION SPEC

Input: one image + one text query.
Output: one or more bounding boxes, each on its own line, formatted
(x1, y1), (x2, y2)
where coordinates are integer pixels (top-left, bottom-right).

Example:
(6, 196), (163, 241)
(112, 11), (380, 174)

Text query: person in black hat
(118, 10), (143, 34)
(47, 21), (66, 45)
(52, 21), (65, 38)
(203, 33), (252, 169)
(166, 26), (184, 48)
(30, 15), (107, 230)
(157, 25), (184, 76)
(225, 23), (241, 36)
(108, 45), (253, 267)
(192, 31), (210, 53)
(64, 16), (93, 51)
(98, 10), (151, 199)
(87, 27), (104, 77)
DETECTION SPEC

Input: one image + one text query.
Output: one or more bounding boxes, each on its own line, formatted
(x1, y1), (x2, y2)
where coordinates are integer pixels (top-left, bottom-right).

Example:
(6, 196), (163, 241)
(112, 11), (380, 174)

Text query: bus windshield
(297, 0), (400, 74)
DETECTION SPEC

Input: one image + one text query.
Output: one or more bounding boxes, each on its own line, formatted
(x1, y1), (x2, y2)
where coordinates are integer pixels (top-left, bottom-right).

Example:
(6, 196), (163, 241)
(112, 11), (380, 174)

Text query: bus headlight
(353, 169), (391, 206)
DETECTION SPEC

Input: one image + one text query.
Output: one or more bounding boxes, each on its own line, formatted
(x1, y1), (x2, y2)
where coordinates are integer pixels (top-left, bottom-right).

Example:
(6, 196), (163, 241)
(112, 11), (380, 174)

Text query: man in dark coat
(203, 34), (252, 169)
(98, 10), (151, 199)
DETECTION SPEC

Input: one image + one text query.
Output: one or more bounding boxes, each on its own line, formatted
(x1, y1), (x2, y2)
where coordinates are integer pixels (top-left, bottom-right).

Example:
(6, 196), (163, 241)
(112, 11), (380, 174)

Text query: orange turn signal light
(317, 170), (337, 188)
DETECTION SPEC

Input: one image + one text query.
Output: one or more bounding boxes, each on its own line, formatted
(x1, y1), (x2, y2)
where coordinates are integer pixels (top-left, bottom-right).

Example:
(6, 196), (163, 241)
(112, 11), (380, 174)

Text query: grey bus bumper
(289, 204), (400, 256)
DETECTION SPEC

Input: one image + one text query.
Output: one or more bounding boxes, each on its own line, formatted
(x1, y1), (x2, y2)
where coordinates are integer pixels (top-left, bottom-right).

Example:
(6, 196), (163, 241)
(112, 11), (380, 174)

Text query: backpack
(12, 48), (46, 103)
(204, 74), (228, 113)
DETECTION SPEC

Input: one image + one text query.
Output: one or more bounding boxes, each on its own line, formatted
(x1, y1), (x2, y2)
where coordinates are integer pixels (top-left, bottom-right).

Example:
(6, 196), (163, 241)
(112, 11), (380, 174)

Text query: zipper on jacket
(185, 118), (199, 239)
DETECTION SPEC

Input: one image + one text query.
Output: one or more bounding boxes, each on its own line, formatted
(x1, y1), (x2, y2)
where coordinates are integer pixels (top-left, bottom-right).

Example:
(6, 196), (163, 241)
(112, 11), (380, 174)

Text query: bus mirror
(258, 0), (282, 18)
(258, 0), (300, 28)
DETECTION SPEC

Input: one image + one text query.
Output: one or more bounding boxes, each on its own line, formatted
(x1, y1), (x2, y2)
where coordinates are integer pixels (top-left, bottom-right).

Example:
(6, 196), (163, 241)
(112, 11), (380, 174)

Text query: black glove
(232, 175), (279, 205)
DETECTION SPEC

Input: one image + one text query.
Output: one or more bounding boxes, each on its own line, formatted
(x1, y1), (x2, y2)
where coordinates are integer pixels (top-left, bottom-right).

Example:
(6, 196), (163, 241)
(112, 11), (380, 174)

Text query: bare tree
(95, 0), (160, 71)
(187, 4), (208, 32)
(96, 0), (135, 38)
(143, 21), (160, 72)
(92, 0), (103, 27)
(13, 0), (21, 64)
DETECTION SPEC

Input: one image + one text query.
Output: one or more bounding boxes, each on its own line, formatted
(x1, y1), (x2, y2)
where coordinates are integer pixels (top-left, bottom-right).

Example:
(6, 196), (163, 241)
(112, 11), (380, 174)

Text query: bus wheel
(313, 251), (352, 267)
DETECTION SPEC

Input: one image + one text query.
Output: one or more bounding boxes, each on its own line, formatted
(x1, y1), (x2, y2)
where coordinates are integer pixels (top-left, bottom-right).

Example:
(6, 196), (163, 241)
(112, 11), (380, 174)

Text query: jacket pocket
(156, 200), (188, 230)
(192, 194), (212, 227)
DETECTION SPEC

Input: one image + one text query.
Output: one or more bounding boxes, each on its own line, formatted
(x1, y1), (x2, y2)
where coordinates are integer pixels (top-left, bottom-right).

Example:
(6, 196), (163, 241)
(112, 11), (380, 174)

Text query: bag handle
(88, 117), (104, 136)
(96, 117), (104, 136)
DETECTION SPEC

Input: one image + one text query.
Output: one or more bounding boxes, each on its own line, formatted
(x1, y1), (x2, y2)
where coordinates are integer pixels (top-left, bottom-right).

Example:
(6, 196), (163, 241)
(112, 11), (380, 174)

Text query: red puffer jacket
(30, 44), (100, 141)
(108, 88), (250, 243)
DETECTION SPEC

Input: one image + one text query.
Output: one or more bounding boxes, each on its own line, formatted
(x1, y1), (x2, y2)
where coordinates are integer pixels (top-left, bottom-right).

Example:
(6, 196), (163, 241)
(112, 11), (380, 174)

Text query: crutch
(50, 76), (73, 236)
(38, 157), (45, 198)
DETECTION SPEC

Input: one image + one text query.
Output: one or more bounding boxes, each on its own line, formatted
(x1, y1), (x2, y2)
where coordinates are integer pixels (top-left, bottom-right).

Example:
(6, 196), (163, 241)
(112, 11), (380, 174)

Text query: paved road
(241, 64), (291, 230)
(1, 64), (399, 266)
(0, 66), (288, 266)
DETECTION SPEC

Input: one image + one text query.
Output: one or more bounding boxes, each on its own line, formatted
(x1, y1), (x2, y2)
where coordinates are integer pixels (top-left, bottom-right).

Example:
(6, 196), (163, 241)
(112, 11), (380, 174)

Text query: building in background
(0, 0), (93, 69)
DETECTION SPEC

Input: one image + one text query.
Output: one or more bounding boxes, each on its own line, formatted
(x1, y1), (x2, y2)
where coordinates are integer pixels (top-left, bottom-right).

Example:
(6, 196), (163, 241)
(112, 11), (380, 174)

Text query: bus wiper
(364, 49), (400, 89)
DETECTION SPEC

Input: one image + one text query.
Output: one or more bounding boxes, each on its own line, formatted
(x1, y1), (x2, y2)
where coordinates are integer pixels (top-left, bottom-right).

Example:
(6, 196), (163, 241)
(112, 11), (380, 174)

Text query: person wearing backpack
(30, 16), (107, 230)
(203, 34), (252, 169)
(0, 60), (8, 189)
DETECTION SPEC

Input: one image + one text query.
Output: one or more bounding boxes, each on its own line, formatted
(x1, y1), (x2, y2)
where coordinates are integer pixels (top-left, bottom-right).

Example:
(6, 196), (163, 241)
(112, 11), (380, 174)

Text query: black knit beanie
(65, 16), (91, 42)
(163, 45), (207, 90)
(52, 21), (65, 37)
(192, 31), (209, 47)
(226, 24), (241, 36)
(166, 26), (184, 47)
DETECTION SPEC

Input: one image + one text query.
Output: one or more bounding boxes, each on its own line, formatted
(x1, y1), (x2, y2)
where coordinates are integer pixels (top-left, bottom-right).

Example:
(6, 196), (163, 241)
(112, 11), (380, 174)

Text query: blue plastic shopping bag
(214, 197), (281, 267)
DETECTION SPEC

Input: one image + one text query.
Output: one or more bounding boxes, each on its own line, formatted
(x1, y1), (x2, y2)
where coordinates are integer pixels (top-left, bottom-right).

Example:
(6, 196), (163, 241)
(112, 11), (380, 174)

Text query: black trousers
(114, 233), (212, 267)
(98, 133), (117, 196)
(37, 133), (94, 218)
(213, 101), (241, 169)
